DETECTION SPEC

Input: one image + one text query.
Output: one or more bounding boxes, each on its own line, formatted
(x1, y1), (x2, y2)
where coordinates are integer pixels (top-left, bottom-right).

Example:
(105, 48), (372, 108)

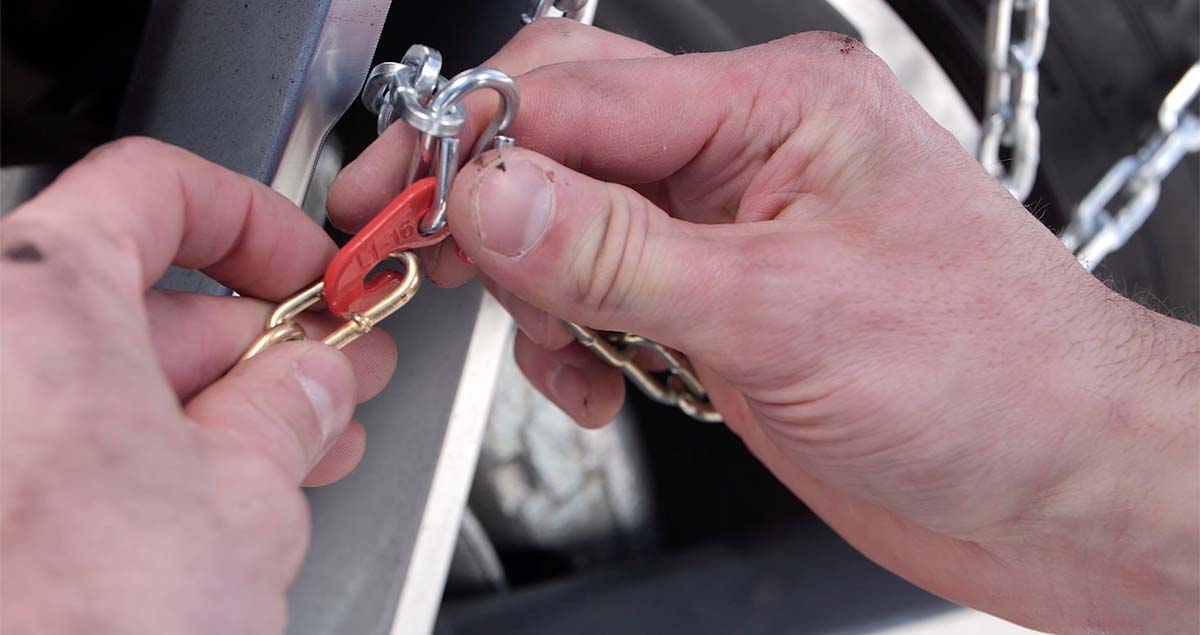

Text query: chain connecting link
(1061, 62), (1200, 271)
(242, 252), (422, 361)
(363, 46), (520, 236)
(979, 0), (1049, 201)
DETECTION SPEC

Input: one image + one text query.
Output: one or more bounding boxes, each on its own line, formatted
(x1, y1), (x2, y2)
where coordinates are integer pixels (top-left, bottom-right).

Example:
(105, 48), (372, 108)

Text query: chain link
(563, 323), (722, 423)
(979, 0), (1049, 202)
(364, 47), (519, 236)
(241, 252), (422, 361)
(1061, 62), (1200, 271)
(246, 31), (722, 421)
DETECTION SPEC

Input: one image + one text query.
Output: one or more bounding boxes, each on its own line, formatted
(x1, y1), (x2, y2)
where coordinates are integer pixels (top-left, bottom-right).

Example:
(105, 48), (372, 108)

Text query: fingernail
(293, 356), (340, 448)
(547, 363), (590, 418)
(474, 157), (554, 258)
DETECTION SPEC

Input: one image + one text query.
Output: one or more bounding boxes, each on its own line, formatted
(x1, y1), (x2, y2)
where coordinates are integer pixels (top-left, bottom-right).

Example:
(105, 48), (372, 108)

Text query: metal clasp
(363, 45), (520, 237)
(415, 67), (520, 235)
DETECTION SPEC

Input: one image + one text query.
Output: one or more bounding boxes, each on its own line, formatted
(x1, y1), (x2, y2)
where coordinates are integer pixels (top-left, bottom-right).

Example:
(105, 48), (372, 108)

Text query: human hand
(329, 20), (1199, 634)
(0, 138), (397, 633)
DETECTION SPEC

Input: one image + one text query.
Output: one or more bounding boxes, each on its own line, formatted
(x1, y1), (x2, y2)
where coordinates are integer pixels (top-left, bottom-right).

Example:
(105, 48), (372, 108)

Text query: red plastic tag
(323, 177), (448, 317)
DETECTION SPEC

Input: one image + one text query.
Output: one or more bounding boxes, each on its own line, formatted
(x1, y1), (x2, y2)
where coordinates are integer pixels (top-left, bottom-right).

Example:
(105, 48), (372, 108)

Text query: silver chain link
(1061, 62), (1200, 271)
(979, 0), (1050, 202)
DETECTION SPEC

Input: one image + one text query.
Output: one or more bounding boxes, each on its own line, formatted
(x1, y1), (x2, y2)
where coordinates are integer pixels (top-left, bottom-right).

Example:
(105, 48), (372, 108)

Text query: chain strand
(1061, 62), (1200, 271)
(979, 0), (1049, 202)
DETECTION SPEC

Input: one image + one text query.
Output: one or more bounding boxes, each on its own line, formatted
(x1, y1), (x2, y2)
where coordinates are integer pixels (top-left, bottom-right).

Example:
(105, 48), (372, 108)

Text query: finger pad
(303, 421), (366, 487)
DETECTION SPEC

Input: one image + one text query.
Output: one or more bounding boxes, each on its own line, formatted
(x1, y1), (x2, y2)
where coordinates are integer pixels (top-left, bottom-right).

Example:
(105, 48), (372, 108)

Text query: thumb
(186, 341), (356, 484)
(448, 148), (742, 352)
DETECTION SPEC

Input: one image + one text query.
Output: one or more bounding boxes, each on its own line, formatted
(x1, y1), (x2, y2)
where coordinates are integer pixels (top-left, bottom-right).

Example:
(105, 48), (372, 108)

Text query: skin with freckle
(2, 242), (45, 262)
(328, 20), (1199, 635)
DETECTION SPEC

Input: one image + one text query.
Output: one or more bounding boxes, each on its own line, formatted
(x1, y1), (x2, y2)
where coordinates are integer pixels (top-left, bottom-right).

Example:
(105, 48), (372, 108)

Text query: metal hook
(418, 67), (520, 236)
(362, 47), (521, 237)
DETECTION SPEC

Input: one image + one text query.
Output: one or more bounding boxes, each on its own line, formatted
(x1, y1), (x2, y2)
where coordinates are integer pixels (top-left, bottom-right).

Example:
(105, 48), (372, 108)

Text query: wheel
(463, 339), (657, 588)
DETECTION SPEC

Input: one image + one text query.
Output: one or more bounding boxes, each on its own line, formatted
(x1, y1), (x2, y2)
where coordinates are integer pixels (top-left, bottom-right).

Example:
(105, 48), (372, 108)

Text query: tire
(463, 338), (657, 587)
(887, 0), (1200, 319)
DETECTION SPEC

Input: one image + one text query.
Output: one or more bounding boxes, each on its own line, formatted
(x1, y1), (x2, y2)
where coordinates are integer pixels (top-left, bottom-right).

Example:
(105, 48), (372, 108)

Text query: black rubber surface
(597, 0), (857, 53)
(888, 0), (1200, 319)
(437, 519), (951, 635)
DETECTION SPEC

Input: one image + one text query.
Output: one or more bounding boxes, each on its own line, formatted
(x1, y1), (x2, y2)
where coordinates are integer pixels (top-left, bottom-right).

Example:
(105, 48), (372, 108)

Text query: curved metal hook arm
(419, 68), (521, 235)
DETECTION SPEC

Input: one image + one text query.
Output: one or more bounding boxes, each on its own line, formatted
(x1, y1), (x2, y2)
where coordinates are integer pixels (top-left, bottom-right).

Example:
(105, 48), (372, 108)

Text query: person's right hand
(329, 20), (1199, 634)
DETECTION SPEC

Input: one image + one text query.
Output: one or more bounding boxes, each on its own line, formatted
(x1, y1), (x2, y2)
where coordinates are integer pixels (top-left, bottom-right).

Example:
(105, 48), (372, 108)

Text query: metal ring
(429, 67), (521, 157)
(362, 62), (406, 115)
(364, 47), (455, 138)
(401, 44), (443, 101)
(397, 82), (466, 137)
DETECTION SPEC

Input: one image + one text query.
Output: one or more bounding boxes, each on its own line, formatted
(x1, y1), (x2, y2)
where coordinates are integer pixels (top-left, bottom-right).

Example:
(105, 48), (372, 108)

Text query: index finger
(2, 136), (336, 302)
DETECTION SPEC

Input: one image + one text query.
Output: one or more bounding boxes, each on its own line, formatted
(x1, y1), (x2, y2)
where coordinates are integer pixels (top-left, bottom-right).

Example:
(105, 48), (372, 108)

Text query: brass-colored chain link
(563, 322), (722, 423)
(241, 252), (421, 361)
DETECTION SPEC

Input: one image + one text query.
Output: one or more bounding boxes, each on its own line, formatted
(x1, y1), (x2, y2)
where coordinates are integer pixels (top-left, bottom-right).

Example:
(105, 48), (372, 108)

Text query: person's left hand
(0, 138), (397, 634)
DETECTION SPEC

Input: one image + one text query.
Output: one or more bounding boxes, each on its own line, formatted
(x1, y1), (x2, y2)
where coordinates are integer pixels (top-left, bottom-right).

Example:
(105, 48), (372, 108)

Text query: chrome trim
(270, 0), (392, 206)
(388, 293), (513, 635)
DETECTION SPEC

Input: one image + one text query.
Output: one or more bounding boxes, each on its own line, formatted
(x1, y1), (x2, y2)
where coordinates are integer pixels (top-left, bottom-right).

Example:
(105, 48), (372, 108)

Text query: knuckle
(767, 31), (901, 112)
(570, 184), (651, 317)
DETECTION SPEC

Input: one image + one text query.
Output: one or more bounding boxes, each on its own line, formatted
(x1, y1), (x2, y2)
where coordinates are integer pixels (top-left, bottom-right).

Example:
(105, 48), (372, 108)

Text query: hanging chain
(1061, 62), (1200, 271)
(242, 253), (422, 361)
(979, 0), (1049, 202)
